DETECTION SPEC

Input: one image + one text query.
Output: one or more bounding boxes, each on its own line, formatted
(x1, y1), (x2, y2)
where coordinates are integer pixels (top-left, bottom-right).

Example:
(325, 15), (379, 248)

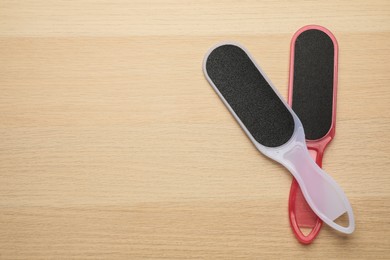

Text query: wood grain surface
(1, 0), (389, 259)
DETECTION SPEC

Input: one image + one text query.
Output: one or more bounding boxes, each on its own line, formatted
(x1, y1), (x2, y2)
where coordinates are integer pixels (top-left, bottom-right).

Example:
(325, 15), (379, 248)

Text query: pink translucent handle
(288, 148), (323, 244)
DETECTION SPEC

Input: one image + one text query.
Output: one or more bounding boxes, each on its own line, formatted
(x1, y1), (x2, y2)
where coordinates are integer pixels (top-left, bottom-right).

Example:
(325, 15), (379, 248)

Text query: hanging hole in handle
(334, 212), (349, 228)
(325, 207), (355, 234)
(300, 227), (314, 236)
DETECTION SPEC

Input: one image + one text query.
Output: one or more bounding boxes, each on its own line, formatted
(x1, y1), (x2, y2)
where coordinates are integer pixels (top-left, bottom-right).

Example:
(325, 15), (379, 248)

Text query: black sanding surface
(292, 29), (335, 140)
(205, 44), (294, 148)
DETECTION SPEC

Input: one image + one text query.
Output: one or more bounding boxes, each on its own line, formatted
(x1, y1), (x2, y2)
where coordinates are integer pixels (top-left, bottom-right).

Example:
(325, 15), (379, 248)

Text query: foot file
(288, 25), (339, 244)
(203, 43), (354, 234)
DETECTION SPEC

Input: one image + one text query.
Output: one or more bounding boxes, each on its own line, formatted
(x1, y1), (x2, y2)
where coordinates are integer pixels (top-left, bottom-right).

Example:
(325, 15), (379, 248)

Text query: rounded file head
(205, 44), (295, 148)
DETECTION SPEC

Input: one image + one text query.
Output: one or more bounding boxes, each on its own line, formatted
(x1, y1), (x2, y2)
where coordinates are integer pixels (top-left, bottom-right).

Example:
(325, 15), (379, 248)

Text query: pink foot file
(288, 25), (340, 243)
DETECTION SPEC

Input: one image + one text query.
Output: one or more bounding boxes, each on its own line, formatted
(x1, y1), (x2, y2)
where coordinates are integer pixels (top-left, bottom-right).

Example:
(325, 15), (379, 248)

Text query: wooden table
(1, 1), (389, 258)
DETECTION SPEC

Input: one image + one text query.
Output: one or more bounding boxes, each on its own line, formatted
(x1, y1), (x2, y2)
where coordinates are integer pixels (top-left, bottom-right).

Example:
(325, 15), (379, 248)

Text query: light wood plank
(0, 0), (389, 258)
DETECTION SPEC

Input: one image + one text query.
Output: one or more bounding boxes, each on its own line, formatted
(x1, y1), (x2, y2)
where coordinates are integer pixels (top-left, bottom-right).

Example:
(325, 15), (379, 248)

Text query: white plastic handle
(281, 140), (355, 234)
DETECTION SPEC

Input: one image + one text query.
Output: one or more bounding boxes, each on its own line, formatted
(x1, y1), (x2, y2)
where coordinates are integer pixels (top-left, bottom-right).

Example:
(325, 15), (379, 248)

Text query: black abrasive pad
(205, 44), (294, 148)
(292, 29), (335, 140)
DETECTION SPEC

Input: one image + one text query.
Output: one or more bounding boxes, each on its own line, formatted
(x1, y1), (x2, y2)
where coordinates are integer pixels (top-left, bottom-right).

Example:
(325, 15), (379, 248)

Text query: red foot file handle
(289, 146), (323, 244)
